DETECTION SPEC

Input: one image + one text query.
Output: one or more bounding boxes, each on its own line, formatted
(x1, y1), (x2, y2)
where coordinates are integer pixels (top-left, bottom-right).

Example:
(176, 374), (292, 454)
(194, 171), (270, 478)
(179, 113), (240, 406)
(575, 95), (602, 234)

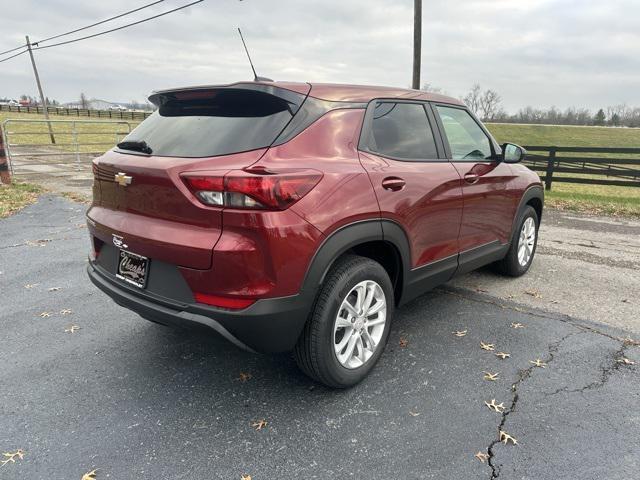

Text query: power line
(32, 0), (166, 46)
(0, 44), (27, 56)
(0, 1), (164, 57)
(32, 0), (204, 51)
(0, 49), (28, 64)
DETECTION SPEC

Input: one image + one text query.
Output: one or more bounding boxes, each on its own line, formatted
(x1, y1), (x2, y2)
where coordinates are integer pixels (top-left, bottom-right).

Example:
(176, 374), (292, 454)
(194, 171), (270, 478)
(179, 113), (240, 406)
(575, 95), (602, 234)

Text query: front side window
(435, 106), (492, 161)
(366, 102), (438, 160)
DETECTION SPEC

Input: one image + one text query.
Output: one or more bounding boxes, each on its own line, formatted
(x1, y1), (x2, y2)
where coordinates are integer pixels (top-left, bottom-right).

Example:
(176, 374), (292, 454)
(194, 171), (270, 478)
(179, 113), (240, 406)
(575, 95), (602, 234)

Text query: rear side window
(366, 102), (438, 160)
(435, 106), (492, 160)
(119, 88), (302, 158)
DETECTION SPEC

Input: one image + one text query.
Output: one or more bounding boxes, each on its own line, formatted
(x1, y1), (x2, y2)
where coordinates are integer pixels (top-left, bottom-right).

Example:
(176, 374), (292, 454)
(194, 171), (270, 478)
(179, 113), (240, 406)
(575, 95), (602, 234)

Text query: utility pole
(412, 0), (422, 90)
(25, 35), (55, 144)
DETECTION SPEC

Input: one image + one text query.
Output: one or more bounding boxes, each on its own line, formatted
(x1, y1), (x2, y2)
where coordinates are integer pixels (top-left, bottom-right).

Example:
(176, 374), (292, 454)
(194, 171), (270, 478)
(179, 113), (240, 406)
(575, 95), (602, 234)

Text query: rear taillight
(181, 169), (322, 210)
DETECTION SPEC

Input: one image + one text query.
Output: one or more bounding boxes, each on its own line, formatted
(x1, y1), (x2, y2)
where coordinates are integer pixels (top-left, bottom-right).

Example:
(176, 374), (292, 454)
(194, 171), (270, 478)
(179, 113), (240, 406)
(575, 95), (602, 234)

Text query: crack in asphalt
(485, 331), (581, 479)
(535, 245), (640, 270)
(545, 340), (638, 397)
(444, 285), (639, 479)
(440, 286), (639, 346)
(0, 230), (85, 250)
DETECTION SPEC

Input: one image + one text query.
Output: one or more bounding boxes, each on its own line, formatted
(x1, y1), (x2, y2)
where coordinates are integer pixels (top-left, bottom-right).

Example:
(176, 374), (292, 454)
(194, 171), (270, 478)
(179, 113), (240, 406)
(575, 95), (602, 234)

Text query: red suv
(87, 81), (542, 387)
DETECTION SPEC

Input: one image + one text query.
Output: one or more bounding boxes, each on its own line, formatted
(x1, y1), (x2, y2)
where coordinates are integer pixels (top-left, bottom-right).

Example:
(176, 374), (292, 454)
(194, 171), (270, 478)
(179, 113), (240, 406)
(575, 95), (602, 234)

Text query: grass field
(0, 182), (43, 218)
(486, 123), (640, 148)
(486, 123), (640, 217)
(0, 111), (137, 154)
(1, 111), (638, 216)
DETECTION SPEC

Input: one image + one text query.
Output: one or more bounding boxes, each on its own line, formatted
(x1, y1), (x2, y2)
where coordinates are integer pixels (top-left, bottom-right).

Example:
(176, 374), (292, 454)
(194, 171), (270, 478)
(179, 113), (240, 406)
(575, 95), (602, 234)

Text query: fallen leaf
(485, 399), (506, 413)
(81, 469), (98, 480)
(60, 309), (73, 315)
(399, 337), (409, 348)
(483, 372), (500, 381)
(475, 287), (488, 293)
(39, 311), (52, 318)
(27, 239), (52, 247)
(1, 449), (25, 467)
(24, 283), (38, 289)
(65, 325), (80, 333)
(525, 289), (542, 299)
(623, 336), (640, 346)
(474, 451), (489, 463)
(616, 357), (635, 366)
(241, 475), (252, 480)
(238, 372), (252, 382)
(48, 287), (62, 292)
(408, 411), (420, 417)
(480, 342), (495, 351)
(452, 330), (468, 337)
(499, 430), (518, 445)
(510, 322), (525, 329)
(495, 352), (511, 360)
(252, 419), (268, 431)
(530, 359), (547, 368)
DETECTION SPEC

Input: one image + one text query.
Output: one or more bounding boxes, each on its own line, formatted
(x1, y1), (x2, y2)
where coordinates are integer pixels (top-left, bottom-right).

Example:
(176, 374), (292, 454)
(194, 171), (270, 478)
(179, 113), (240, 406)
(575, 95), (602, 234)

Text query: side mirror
(501, 143), (526, 163)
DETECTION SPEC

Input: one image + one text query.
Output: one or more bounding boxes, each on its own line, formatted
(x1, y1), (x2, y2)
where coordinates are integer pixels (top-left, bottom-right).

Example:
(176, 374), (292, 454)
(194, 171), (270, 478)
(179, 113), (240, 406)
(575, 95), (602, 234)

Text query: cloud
(1, 0), (638, 111)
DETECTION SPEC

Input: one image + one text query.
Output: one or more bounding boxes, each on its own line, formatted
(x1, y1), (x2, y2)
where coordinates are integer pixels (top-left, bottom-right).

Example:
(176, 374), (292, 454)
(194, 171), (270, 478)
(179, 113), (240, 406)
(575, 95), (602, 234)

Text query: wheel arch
(300, 220), (412, 306)
(512, 185), (544, 236)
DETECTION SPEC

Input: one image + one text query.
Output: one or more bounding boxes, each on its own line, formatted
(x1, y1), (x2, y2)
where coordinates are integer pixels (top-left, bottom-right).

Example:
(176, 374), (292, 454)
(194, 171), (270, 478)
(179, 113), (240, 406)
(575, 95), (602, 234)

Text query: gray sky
(1, 0), (638, 112)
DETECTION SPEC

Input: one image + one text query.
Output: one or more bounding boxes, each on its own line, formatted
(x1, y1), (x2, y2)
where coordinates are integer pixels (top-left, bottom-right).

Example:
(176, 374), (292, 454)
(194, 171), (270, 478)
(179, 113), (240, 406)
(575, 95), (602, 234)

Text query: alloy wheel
(333, 280), (387, 369)
(517, 216), (536, 267)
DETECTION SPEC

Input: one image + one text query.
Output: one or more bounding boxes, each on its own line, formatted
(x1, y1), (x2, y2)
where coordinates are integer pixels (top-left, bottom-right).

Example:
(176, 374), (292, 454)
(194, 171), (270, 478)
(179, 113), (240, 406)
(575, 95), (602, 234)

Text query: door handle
(382, 177), (406, 191)
(464, 173), (480, 184)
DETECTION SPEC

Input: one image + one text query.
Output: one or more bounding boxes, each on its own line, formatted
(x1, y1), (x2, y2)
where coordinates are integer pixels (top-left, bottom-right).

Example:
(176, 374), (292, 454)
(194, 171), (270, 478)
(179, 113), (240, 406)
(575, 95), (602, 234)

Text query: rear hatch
(89, 83), (310, 270)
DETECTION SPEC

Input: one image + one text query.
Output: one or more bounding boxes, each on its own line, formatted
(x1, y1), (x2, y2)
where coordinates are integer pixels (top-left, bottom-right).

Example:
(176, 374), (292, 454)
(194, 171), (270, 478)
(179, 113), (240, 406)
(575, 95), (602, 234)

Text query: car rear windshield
(117, 88), (304, 158)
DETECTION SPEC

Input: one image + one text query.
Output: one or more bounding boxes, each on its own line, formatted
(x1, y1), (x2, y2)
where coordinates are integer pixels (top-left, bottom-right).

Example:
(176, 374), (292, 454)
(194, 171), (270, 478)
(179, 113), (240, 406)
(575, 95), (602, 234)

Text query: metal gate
(1, 118), (134, 177)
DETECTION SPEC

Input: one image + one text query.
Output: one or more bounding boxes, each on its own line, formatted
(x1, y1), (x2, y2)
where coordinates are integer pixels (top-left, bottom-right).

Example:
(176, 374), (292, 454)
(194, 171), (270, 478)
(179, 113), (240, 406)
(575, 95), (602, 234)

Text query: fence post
(545, 148), (556, 191)
(73, 121), (80, 171)
(0, 124), (11, 185)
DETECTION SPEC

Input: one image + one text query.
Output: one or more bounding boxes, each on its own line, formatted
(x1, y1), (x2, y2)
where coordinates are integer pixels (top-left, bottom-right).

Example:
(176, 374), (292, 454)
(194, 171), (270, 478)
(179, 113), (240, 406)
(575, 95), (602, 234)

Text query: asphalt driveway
(1, 196), (638, 479)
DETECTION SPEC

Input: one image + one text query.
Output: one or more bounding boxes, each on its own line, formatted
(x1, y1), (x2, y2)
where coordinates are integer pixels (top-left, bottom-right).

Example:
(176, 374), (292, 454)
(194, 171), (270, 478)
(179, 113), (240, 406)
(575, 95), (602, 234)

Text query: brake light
(194, 292), (256, 310)
(181, 169), (322, 210)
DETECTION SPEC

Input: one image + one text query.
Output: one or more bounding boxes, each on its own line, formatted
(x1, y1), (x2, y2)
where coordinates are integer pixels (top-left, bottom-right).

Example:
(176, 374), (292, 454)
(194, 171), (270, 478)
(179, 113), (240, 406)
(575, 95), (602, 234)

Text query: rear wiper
(116, 140), (152, 154)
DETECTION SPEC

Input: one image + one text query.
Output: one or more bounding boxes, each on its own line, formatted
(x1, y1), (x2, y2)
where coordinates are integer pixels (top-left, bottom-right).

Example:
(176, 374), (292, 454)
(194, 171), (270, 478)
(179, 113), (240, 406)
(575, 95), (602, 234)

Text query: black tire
(493, 205), (539, 277)
(294, 254), (394, 388)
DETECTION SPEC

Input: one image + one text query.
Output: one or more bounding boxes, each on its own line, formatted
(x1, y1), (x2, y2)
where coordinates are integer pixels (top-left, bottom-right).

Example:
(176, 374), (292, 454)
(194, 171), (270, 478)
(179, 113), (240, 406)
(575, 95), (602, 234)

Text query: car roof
(306, 82), (464, 105)
(151, 80), (465, 106)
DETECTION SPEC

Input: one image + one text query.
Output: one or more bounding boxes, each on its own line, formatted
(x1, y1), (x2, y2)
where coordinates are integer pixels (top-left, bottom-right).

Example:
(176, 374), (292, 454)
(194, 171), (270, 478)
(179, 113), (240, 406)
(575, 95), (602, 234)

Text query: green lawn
(486, 123), (640, 217)
(0, 182), (43, 218)
(486, 123), (640, 148)
(0, 111), (138, 154)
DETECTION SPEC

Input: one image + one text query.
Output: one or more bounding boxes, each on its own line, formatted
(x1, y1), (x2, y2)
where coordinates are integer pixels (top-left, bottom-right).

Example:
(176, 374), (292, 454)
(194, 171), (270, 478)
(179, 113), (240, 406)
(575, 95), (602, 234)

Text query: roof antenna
(237, 27), (273, 82)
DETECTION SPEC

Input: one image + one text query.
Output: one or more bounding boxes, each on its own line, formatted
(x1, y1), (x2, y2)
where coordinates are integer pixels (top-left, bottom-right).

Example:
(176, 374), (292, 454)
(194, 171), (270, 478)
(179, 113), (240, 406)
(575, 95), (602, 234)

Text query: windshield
(118, 88), (302, 158)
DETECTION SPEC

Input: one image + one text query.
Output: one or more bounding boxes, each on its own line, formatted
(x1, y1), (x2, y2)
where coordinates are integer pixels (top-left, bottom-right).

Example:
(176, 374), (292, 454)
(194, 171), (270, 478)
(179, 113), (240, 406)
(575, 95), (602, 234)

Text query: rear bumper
(87, 261), (312, 353)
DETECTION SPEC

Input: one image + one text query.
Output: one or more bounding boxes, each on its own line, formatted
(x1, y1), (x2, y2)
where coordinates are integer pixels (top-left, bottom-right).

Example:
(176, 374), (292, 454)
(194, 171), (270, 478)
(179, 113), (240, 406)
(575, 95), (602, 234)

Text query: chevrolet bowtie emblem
(115, 172), (132, 186)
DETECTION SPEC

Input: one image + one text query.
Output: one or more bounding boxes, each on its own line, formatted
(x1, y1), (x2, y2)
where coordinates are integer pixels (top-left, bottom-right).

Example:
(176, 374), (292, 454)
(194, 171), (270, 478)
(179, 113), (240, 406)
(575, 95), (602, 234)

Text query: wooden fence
(0, 104), (152, 121)
(522, 146), (640, 190)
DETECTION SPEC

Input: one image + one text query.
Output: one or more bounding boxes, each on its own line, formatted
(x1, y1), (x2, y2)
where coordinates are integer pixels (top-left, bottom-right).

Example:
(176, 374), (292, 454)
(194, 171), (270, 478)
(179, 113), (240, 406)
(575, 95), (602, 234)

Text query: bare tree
(79, 92), (88, 109)
(463, 84), (482, 115)
(479, 89), (502, 120)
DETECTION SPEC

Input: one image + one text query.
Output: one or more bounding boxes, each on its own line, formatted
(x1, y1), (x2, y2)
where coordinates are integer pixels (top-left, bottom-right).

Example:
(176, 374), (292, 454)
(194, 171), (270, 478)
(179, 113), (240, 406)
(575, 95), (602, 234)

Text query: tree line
(423, 83), (640, 127)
